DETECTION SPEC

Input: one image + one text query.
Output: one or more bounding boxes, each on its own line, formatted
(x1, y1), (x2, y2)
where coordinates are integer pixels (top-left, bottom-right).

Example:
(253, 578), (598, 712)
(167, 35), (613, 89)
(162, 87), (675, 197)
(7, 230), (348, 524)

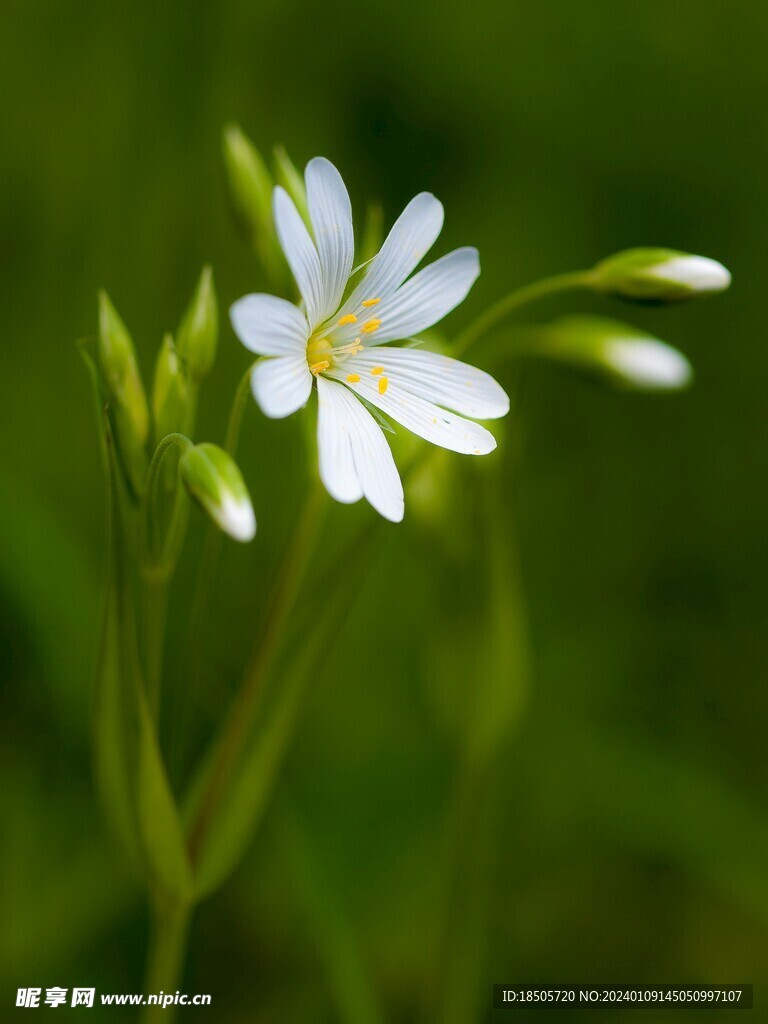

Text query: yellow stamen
(370, 366), (384, 376)
(346, 373), (361, 383)
(378, 376), (389, 395)
(362, 318), (382, 334)
(338, 313), (357, 325)
(309, 360), (330, 375)
(362, 297), (381, 307)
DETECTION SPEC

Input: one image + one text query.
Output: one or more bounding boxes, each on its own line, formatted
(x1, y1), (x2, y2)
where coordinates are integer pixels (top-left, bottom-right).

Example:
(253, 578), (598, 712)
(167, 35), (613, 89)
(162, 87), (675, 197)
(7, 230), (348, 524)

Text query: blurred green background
(2, 0), (766, 1020)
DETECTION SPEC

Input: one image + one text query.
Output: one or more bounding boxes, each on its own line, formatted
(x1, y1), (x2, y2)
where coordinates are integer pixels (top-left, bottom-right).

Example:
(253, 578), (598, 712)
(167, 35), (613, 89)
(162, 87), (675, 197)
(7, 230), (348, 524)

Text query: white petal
(230, 294), (308, 356)
(273, 186), (325, 328)
(327, 367), (497, 456)
(316, 375), (363, 504)
(316, 376), (404, 522)
(306, 158), (354, 321)
(251, 356), (312, 419)
(365, 247), (480, 345)
(346, 347), (509, 419)
(334, 192), (444, 326)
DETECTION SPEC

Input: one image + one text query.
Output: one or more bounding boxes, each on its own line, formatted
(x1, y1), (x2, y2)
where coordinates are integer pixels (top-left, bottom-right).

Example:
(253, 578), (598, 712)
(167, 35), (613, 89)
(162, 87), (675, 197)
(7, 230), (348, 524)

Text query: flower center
(306, 334), (365, 375)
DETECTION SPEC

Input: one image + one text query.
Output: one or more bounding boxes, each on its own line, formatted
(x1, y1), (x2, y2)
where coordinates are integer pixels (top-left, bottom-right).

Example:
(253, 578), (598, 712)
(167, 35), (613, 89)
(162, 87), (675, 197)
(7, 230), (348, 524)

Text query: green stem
(224, 364), (254, 455)
(181, 365), (254, 722)
(140, 897), (191, 1024)
(188, 479), (327, 864)
(452, 270), (592, 356)
(141, 432), (192, 718)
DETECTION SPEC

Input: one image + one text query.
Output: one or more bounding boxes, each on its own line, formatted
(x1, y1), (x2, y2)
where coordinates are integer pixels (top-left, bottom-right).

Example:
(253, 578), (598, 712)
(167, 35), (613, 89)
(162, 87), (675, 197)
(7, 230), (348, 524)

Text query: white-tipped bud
(591, 248), (731, 304)
(539, 316), (692, 391)
(179, 443), (256, 542)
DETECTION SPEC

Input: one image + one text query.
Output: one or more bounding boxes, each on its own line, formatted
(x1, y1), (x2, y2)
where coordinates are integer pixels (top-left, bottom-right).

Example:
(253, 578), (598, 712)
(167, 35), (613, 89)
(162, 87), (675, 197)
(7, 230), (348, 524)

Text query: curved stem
(188, 479), (327, 864)
(225, 363), (254, 455)
(452, 270), (592, 356)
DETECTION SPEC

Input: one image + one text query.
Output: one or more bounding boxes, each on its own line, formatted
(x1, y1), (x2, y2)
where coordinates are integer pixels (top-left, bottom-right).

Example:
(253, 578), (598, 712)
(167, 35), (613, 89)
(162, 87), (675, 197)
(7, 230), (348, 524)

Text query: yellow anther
(362, 318), (382, 334)
(378, 376), (389, 395)
(346, 373), (361, 383)
(370, 366), (384, 376)
(338, 314), (357, 325)
(362, 297), (381, 307)
(309, 360), (330, 375)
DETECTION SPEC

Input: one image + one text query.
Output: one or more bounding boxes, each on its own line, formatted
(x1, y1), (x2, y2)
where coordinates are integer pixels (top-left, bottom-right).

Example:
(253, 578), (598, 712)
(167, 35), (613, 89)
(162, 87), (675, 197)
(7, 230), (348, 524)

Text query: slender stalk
(183, 365), (254, 699)
(452, 270), (591, 356)
(188, 479), (327, 863)
(140, 896), (191, 1024)
(224, 364), (254, 455)
(140, 433), (192, 718)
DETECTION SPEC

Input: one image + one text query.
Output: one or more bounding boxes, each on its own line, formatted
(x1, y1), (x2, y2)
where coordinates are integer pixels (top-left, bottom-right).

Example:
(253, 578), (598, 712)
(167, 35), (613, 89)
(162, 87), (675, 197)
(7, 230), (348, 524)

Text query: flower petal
(306, 157), (354, 322)
(251, 355), (312, 419)
(333, 192), (444, 328)
(273, 186), (325, 328)
(315, 375), (363, 504)
(364, 247), (480, 345)
(316, 376), (404, 522)
(230, 294), (308, 356)
(326, 366), (497, 455)
(346, 347), (509, 419)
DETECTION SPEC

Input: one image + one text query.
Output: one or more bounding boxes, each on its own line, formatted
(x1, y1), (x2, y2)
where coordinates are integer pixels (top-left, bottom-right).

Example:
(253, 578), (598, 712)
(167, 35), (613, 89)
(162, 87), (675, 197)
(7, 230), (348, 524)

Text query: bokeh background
(2, 1), (767, 1020)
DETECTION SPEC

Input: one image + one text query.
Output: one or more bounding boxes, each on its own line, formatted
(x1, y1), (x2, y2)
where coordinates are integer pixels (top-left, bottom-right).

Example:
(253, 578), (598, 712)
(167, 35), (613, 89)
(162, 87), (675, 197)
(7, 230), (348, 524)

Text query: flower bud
(179, 443), (256, 542)
(223, 123), (274, 247)
(176, 266), (218, 382)
(152, 334), (189, 442)
(539, 316), (692, 391)
(273, 144), (310, 227)
(590, 248), (731, 304)
(98, 291), (149, 492)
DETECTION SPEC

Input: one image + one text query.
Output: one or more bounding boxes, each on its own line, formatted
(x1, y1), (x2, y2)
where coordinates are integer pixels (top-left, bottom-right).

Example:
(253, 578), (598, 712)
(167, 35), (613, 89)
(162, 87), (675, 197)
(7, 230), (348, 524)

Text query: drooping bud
(590, 248), (731, 304)
(273, 144), (310, 228)
(537, 316), (692, 391)
(176, 266), (218, 382)
(98, 291), (149, 492)
(152, 334), (189, 442)
(179, 443), (256, 542)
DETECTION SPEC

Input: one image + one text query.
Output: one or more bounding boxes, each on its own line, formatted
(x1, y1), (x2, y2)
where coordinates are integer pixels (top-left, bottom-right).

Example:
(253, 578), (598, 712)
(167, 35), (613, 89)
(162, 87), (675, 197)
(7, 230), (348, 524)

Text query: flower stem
(452, 270), (592, 356)
(140, 896), (191, 1024)
(188, 479), (327, 864)
(181, 365), (254, 714)
(140, 433), (192, 718)
(224, 364), (254, 455)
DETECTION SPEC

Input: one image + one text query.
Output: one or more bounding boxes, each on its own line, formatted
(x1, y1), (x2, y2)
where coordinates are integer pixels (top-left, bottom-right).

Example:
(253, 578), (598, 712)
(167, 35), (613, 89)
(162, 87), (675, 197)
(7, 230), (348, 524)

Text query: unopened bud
(273, 144), (310, 228)
(98, 291), (149, 492)
(152, 334), (189, 442)
(223, 124), (274, 246)
(176, 266), (218, 382)
(540, 316), (692, 391)
(591, 248), (731, 304)
(179, 443), (256, 542)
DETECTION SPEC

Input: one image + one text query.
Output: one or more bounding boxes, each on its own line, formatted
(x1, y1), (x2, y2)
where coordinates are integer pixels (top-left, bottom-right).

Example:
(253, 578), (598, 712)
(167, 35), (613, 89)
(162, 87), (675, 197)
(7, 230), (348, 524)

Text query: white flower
(230, 157), (509, 522)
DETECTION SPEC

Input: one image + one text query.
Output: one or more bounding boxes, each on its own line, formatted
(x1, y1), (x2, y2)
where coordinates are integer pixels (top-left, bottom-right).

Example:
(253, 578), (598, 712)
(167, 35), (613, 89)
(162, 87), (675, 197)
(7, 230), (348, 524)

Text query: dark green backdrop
(1, 1), (766, 1021)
